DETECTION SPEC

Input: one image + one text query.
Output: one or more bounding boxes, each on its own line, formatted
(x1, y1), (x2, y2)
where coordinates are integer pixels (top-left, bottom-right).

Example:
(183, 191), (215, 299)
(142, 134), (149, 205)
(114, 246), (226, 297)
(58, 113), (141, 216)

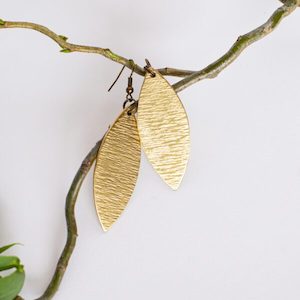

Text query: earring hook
(107, 60), (136, 92)
(107, 65), (126, 92)
(123, 64), (137, 114)
(144, 58), (156, 77)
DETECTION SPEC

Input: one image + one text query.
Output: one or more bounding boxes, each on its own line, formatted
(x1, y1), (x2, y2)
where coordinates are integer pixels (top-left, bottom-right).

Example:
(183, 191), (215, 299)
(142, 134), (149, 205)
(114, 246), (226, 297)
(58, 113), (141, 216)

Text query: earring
(137, 59), (190, 190)
(93, 60), (191, 231)
(93, 69), (141, 232)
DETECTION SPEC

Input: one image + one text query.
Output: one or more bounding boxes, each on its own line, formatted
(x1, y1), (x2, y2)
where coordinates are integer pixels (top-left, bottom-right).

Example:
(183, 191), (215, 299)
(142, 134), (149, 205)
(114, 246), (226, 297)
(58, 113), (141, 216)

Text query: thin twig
(157, 67), (195, 78)
(0, 21), (195, 78)
(280, 0), (300, 5)
(173, 0), (300, 91)
(34, 139), (103, 300)
(0, 0), (298, 93)
(0, 21), (146, 75)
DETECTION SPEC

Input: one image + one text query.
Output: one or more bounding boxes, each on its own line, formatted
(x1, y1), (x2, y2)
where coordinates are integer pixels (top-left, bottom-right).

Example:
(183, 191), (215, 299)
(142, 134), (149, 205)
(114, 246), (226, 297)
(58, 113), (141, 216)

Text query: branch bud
(60, 48), (71, 53)
(58, 35), (68, 41)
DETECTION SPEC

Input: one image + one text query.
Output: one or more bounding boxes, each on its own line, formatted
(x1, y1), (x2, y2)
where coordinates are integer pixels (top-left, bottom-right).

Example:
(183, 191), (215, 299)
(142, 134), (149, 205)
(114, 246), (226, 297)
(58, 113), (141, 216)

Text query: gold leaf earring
(93, 69), (140, 231)
(137, 59), (190, 190)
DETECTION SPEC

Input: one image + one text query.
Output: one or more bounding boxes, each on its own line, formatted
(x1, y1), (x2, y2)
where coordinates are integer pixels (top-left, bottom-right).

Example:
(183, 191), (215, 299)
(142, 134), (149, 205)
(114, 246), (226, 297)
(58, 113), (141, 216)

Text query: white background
(1, 1), (300, 299)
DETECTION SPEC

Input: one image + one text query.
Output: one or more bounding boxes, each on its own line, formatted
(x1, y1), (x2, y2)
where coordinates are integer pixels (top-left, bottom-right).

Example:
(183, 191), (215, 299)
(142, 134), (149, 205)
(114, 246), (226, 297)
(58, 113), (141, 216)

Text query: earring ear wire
(144, 58), (156, 77)
(107, 65), (126, 92)
(108, 59), (136, 92)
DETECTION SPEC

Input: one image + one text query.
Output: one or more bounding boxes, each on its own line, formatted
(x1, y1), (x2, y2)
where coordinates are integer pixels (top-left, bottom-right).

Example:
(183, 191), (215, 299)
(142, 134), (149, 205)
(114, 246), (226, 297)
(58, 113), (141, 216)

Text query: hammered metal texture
(93, 107), (141, 231)
(137, 68), (190, 190)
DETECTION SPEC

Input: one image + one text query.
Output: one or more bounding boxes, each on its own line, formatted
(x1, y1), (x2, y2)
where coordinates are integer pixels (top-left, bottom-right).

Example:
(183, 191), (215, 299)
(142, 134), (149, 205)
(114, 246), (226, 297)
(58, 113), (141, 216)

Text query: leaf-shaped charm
(137, 68), (190, 190)
(93, 106), (141, 231)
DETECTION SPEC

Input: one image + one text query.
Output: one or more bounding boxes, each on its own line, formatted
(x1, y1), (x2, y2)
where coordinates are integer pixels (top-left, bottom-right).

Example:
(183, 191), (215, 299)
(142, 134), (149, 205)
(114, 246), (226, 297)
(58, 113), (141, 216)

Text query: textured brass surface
(137, 68), (190, 190)
(93, 107), (141, 231)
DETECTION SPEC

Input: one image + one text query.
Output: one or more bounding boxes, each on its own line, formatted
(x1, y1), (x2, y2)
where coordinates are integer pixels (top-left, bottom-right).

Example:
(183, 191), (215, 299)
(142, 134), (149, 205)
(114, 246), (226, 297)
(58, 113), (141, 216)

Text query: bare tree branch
(34, 139), (103, 300)
(0, 0), (298, 93)
(173, 0), (300, 92)
(0, 21), (195, 78)
(1, 1), (299, 299)
(280, 0), (300, 5)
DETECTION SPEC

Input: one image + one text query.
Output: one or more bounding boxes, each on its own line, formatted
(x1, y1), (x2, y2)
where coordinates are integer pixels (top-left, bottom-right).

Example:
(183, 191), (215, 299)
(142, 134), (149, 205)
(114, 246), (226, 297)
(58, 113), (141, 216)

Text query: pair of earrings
(93, 60), (190, 231)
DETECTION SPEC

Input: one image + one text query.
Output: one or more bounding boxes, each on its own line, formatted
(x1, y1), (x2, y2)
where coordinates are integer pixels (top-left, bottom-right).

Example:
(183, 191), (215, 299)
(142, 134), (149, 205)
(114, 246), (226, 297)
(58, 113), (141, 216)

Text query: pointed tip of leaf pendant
(101, 220), (115, 232)
(93, 107), (141, 231)
(137, 70), (190, 190)
(101, 224), (110, 232)
(169, 179), (182, 191)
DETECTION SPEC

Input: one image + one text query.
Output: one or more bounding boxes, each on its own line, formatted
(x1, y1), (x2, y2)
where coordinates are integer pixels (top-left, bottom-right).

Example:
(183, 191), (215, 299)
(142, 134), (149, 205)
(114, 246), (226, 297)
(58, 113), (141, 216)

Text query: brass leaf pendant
(137, 68), (190, 190)
(93, 106), (141, 231)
